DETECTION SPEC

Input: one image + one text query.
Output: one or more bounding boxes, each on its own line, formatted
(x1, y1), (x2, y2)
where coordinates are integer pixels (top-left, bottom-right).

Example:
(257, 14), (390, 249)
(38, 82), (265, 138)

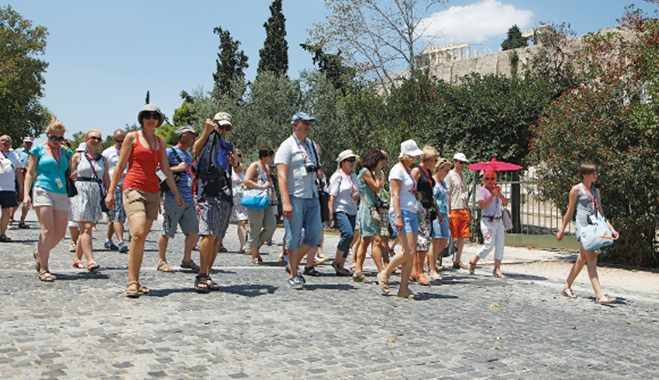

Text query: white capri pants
(476, 218), (505, 261)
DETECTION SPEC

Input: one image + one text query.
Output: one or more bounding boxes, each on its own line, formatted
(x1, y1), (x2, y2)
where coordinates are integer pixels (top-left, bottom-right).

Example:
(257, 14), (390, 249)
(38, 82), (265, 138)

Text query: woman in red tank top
(105, 104), (184, 298)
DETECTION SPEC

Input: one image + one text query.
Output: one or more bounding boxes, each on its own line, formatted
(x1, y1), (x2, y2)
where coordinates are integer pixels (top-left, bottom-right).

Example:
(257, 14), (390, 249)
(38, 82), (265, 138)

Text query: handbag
(578, 187), (614, 250)
(84, 153), (110, 213)
(240, 165), (270, 210)
(317, 179), (330, 223)
(502, 208), (513, 231)
(64, 149), (78, 198)
(360, 194), (383, 224)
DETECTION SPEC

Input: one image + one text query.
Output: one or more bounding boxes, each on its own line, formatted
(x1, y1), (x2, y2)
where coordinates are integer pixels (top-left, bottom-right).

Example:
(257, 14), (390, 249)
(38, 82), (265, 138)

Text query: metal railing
(468, 171), (575, 242)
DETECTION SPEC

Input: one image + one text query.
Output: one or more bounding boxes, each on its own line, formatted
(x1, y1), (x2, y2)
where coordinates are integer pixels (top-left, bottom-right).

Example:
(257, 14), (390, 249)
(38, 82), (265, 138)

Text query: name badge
(187, 176), (192, 187)
(588, 214), (597, 224)
(156, 170), (167, 182)
(55, 178), (64, 189)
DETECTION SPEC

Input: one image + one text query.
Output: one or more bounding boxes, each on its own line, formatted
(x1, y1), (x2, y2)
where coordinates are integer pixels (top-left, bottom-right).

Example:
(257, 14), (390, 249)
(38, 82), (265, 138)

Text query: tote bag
(240, 165), (270, 210)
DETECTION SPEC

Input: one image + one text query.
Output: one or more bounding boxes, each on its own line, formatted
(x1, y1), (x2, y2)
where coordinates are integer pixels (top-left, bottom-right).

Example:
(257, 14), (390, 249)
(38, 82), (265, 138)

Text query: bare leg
(76, 221), (96, 264)
(35, 207), (68, 273)
(564, 247), (587, 289)
(380, 236), (390, 265)
(113, 221), (125, 243)
(290, 243), (315, 277)
(126, 214), (153, 284)
(199, 235), (217, 275)
(454, 237), (465, 264)
(106, 215), (114, 240)
(183, 233), (199, 262)
(236, 220), (247, 252)
(429, 238), (447, 278)
(380, 232), (417, 293)
(0, 207), (10, 236)
(158, 235), (169, 264)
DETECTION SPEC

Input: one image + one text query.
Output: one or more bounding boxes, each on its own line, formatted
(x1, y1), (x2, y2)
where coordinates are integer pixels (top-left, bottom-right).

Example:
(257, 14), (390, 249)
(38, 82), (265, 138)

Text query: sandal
(376, 273), (390, 294)
(252, 257), (264, 265)
(33, 250), (40, 272)
(352, 272), (365, 282)
(38, 271), (56, 282)
(206, 276), (220, 291)
(126, 281), (140, 298)
(192, 245), (200, 251)
(596, 294), (617, 305)
(138, 284), (150, 294)
(239, 247), (249, 254)
(72, 260), (87, 270)
(180, 260), (200, 271)
(303, 266), (322, 277)
(429, 273), (443, 281)
(562, 287), (577, 299)
(493, 269), (506, 279)
(331, 262), (352, 276)
(157, 261), (174, 273)
(469, 261), (476, 275)
(397, 289), (419, 300)
(0, 234), (12, 242)
(18, 222), (30, 229)
(218, 245), (228, 253)
(194, 274), (210, 293)
(417, 274), (431, 286)
(87, 262), (100, 272)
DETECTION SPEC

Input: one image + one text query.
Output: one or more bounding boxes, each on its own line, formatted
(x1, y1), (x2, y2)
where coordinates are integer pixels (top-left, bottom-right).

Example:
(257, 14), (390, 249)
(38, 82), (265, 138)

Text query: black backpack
(194, 130), (233, 200)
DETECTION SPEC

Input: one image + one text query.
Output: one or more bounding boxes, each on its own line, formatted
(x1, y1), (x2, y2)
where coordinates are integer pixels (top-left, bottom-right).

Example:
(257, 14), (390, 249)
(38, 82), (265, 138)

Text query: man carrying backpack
(192, 112), (242, 293)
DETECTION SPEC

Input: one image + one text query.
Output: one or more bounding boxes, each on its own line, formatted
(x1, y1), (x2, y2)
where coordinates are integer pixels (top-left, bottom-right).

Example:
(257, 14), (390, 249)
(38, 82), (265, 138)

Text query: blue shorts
(389, 210), (419, 234)
(284, 196), (323, 250)
(431, 213), (450, 239)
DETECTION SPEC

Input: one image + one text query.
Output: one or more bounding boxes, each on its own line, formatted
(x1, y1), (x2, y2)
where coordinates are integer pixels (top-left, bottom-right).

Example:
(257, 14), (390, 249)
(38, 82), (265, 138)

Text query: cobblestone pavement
(1, 212), (658, 379)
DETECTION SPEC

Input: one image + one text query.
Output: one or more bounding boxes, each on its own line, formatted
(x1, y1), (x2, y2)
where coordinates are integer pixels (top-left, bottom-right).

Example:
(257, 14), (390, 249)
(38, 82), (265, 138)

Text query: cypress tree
(257, 0), (288, 76)
(212, 27), (249, 99)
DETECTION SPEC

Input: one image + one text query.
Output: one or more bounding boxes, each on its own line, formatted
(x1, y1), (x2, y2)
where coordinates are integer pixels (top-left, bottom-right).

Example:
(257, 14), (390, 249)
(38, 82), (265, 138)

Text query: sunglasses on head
(48, 135), (65, 142)
(89, 136), (102, 142)
(142, 111), (160, 120)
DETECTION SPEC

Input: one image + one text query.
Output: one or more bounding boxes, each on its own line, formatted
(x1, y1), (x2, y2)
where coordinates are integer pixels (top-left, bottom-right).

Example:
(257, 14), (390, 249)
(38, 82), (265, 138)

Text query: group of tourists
(0, 105), (618, 303)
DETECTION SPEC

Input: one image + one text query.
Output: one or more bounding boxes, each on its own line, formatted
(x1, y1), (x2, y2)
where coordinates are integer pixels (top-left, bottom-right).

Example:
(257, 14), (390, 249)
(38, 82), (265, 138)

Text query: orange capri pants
(449, 209), (471, 238)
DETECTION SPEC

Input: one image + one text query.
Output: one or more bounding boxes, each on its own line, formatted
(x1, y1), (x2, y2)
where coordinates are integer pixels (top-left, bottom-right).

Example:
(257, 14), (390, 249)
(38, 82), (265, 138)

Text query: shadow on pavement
(505, 273), (548, 281)
(53, 272), (110, 281)
(303, 283), (358, 291)
(221, 284), (278, 297)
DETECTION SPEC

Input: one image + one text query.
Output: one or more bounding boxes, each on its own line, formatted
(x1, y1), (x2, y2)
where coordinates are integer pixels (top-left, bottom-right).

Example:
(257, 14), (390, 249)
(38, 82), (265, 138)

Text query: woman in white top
(327, 149), (360, 277)
(229, 149), (248, 253)
(468, 170), (509, 278)
(377, 140), (423, 299)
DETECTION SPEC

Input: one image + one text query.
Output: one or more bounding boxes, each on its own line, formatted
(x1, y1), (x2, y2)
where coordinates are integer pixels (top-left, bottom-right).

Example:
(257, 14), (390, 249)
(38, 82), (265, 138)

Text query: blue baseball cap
(291, 112), (316, 124)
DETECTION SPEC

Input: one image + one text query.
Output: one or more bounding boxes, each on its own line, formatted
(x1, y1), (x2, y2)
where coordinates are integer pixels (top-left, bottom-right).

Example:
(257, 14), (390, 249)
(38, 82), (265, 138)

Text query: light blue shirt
(31, 144), (72, 194)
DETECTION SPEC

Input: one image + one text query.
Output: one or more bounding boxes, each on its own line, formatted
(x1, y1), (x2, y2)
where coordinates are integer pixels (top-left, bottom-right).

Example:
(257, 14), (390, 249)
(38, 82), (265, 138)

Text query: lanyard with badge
(46, 144), (64, 189)
(582, 183), (598, 224)
(293, 135), (317, 177)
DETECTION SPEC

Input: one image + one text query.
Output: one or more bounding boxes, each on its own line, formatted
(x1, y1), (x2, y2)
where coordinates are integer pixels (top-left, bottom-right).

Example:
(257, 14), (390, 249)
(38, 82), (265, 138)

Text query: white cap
(399, 139), (423, 158)
(453, 153), (469, 163)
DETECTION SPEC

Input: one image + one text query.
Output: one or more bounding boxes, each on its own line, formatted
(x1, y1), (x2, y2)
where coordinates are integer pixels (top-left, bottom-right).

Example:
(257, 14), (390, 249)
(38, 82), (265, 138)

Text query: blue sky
(5, 0), (656, 143)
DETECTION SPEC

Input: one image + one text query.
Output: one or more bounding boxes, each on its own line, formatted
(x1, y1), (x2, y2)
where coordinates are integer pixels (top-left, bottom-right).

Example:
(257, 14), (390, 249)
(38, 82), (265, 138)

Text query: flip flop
(376, 273), (390, 294)
(72, 260), (87, 270)
(87, 262), (100, 272)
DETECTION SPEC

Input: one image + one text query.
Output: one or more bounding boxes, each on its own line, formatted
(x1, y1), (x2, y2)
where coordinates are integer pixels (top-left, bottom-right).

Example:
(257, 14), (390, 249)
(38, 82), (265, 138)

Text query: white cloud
(418, 0), (534, 44)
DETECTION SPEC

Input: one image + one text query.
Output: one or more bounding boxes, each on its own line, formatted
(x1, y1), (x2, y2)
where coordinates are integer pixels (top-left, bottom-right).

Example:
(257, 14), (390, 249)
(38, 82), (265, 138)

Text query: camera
(374, 197), (388, 210)
(305, 163), (320, 173)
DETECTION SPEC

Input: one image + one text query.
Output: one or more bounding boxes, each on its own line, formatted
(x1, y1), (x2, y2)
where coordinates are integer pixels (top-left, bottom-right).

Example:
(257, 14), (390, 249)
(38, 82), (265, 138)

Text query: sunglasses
(48, 135), (65, 142)
(114, 139), (124, 143)
(89, 136), (103, 142)
(345, 159), (356, 163)
(142, 111), (160, 120)
(0, 139), (10, 143)
(484, 177), (496, 181)
(217, 123), (232, 131)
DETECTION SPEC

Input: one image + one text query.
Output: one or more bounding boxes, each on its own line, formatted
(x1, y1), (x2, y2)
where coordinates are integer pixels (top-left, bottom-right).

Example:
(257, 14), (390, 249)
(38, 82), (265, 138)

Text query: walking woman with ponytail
(556, 163), (619, 305)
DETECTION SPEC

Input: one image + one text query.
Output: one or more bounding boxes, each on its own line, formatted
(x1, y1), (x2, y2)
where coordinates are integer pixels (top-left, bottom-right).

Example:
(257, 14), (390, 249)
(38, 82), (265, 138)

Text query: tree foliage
(530, 6), (659, 266)
(212, 27), (249, 99)
(501, 25), (529, 51)
(257, 0), (288, 77)
(300, 43), (355, 95)
(310, 0), (446, 95)
(0, 5), (50, 147)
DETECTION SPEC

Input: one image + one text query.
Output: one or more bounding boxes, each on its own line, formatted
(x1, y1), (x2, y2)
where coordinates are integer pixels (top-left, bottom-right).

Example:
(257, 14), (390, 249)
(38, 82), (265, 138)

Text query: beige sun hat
(137, 104), (164, 127)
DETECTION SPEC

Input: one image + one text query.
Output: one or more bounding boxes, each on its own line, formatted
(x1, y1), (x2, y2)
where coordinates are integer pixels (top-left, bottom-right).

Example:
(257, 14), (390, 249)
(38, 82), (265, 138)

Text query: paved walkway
(1, 210), (658, 379)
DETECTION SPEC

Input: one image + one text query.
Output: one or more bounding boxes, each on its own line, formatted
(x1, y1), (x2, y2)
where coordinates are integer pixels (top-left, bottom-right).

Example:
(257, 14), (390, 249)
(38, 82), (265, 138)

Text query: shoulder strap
(171, 146), (184, 163)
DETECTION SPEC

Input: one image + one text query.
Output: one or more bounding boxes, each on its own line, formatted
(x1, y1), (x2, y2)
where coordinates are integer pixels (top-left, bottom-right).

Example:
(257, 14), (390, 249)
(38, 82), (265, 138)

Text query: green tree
(0, 5), (50, 147)
(300, 43), (355, 95)
(173, 101), (194, 127)
(500, 25), (529, 51)
(145, 91), (150, 104)
(257, 0), (288, 77)
(212, 27), (249, 99)
(530, 7), (659, 267)
(155, 123), (178, 146)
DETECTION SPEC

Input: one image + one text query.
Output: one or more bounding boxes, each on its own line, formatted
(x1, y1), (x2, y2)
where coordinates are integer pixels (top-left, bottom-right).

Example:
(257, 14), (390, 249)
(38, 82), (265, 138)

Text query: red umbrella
(467, 158), (522, 172)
